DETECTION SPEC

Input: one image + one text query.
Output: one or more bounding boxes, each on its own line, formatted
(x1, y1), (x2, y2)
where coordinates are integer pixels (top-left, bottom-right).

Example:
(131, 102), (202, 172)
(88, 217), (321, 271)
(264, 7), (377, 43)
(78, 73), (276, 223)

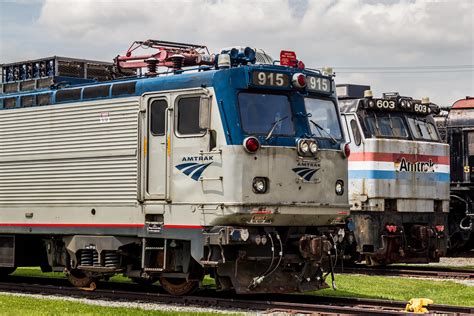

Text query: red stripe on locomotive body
(0, 223), (204, 229)
(349, 152), (449, 164)
(0, 223), (145, 227)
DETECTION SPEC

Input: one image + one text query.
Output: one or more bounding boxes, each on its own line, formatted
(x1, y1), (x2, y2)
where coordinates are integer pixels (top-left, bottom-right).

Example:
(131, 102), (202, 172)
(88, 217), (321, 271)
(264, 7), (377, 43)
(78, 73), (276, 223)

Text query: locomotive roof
(0, 63), (328, 111)
(447, 97), (474, 127)
(452, 96), (474, 109)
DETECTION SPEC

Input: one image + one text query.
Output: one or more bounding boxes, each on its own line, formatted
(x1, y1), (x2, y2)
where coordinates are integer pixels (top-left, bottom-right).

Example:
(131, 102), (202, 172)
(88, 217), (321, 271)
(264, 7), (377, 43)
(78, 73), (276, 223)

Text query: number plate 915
(307, 76), (331, 93)
(252, 71), (290, 88)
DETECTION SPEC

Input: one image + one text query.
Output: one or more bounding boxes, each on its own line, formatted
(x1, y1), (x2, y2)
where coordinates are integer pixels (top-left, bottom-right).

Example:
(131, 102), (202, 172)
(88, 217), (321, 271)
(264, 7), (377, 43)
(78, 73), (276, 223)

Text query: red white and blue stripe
(348, 152), (450, 182)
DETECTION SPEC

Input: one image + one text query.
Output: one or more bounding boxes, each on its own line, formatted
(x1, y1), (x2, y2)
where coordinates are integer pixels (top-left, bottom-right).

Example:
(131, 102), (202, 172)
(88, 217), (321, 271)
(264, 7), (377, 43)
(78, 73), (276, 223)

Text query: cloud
(2, 0), (472, 105)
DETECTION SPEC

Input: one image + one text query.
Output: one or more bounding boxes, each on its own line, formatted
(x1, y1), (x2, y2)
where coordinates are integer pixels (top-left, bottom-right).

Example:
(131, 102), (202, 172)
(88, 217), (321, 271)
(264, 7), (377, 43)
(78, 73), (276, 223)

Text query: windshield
(238, 92), (295, 136)
(365, 115), (409, 138)
(304, 98), (342, 139)
(407, 117), (439, 141)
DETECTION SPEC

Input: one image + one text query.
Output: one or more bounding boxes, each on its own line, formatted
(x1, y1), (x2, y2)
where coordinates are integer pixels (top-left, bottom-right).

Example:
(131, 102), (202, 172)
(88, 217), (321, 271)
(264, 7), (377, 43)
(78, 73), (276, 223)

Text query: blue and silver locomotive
(0, 41), (349, 294)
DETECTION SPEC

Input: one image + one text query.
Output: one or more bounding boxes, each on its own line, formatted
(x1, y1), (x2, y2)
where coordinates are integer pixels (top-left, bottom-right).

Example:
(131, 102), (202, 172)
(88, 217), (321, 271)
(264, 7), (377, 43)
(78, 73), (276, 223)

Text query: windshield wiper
(310, 119), (337, 144)
(265, 116), (289, 141)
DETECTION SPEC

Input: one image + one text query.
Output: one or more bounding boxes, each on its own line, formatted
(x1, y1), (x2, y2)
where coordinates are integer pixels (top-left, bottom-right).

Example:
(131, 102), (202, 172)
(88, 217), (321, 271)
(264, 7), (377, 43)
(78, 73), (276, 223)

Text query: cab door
(146, 96), (169, 199)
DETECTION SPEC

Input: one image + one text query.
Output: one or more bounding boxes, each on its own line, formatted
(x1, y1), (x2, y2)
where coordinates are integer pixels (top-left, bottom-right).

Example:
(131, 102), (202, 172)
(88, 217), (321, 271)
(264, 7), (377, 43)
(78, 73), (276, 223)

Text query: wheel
(66, 269), (96, 288)
(0, 267), (16, 276)
(159, 277), (199, 295)
(130, 277), (158, 286)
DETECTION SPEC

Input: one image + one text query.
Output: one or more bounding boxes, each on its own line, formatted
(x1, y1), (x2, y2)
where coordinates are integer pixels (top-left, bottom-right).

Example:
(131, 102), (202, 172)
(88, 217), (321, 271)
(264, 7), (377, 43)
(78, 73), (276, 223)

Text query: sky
(0, 0), (472, 106)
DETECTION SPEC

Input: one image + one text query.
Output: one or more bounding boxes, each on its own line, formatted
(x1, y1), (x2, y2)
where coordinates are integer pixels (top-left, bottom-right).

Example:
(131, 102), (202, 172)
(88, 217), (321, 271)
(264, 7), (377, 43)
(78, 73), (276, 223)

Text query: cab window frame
(174, 94), (208, 138)
(149, 99), (168, 136)
(363, 112), (410, 140)
(304, 95), (343, 141)
(237, 90), (296, 137)
(406, 116), (440, 142)
(350, 118), (362, 146)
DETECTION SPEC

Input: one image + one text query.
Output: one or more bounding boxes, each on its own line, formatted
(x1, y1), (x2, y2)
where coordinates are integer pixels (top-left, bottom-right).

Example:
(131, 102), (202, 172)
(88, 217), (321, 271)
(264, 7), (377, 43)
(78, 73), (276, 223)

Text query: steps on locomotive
(142, 237), (166, 272)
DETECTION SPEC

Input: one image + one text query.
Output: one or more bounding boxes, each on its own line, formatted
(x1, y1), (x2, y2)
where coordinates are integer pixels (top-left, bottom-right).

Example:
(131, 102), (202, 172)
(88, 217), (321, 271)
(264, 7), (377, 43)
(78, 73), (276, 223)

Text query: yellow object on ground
(405, 298), (434, 313)
(79, 281), (97, 292)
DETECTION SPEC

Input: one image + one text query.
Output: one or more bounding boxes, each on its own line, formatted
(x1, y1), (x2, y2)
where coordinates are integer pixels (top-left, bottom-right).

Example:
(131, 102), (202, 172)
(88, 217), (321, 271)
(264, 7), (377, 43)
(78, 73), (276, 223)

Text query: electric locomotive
(0, 40), (349, 295)
(434, 97), (474, 252)
(338, 84), (449, 265)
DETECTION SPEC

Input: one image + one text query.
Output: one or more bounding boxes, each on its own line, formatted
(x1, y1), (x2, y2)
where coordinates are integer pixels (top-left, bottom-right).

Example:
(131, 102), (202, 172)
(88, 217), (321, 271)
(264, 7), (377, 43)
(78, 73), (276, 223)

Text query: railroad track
(0, 276), (471, 315)
(336, 265), (474, 280)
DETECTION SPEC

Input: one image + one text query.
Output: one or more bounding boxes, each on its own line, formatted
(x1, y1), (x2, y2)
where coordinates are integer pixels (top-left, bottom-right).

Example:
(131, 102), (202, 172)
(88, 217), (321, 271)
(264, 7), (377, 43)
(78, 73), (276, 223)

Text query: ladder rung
(144, 267), (164, 272)
(145, 246), (164, 250)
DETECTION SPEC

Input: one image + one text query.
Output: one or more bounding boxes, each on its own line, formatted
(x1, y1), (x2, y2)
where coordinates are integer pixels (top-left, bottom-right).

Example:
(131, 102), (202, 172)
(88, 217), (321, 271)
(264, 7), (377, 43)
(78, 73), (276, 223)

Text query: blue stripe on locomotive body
(348, 170), (450, 182)
(0, 65), (342, 149)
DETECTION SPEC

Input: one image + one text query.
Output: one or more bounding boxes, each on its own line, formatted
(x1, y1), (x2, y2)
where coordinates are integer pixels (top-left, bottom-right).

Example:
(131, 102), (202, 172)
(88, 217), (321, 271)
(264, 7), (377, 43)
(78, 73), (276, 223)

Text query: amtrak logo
(176, 158), (213, 181)
(396, 158), (435, 173)
(292, 167), (320, 181)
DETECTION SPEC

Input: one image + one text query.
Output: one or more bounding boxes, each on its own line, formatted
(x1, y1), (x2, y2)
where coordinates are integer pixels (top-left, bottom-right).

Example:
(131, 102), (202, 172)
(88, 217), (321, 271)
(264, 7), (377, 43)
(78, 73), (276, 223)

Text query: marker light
(322, 66), (334, 76)
(309, 141), (318, 154)
(243, 136), (260, 153)
(342, 143), (351, 158)
(253, 178), (266, 193)
(252, 177), (269, 194)
(435, 225), (445, 232)
(292, 73), (306, 89)
(364, 90), (373, 98)
(217, 54), (231, 69)
(386, 225), (397, 233)
(335, 180), (344, 195)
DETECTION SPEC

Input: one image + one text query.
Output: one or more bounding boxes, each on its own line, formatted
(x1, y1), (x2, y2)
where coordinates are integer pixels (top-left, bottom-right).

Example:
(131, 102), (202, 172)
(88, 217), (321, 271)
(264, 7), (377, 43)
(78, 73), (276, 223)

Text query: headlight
(297, 138), (316, 157)
(335, 180), (344, 195)
(252, 177), (268, 194)
(300, 141), (309, 153)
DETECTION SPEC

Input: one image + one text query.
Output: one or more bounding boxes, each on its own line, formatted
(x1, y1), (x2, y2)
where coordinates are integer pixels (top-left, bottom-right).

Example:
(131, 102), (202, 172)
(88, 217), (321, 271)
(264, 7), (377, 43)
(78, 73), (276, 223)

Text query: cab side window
(150, 100), (167, 136)
(177, 97), (205, 135)
(350, 119), (362, 146)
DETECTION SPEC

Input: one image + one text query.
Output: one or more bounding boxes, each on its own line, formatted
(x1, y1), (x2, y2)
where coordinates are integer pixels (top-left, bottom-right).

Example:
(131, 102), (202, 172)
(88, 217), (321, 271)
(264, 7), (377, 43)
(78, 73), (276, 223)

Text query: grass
(310, 274), (474, 307)
(0, 293), (234, 316)
(9, 267), (474, 308)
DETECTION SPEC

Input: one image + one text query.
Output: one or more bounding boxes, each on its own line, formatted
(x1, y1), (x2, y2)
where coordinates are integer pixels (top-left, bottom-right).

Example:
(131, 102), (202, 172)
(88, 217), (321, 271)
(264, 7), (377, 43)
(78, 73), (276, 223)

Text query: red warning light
(280, 50), (298, 67)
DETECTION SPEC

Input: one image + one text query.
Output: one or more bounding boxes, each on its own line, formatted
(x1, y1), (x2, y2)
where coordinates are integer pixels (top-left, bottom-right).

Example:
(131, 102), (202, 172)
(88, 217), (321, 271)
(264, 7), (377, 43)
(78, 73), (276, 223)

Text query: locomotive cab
(338, 84), (449, 265)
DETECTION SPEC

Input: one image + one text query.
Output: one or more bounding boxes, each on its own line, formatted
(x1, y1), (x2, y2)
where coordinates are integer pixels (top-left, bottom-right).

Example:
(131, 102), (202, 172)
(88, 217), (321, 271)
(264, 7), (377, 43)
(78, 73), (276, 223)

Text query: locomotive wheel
(159, 277), (199, 295)
(0, 267), (16, 276)
(66, 269), (96, 288)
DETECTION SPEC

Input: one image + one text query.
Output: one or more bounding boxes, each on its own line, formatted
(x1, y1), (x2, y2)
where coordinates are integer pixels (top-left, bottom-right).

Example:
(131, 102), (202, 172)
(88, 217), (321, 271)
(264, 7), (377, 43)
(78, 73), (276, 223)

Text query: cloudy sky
(1, 0), (472, 106)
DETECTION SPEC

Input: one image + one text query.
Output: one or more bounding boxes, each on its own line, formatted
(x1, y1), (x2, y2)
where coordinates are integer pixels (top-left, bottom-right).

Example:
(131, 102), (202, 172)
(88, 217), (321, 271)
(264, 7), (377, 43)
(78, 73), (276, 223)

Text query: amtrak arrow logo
(292, 167), (319, 181)
(176, 162), (213, 181)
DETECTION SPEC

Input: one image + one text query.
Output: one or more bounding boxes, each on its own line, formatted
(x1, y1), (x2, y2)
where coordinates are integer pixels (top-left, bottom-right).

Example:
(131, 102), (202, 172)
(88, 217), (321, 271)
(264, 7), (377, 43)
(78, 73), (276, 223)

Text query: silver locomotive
(0, 41), (349, 294)
(338, 84), (449, 265)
